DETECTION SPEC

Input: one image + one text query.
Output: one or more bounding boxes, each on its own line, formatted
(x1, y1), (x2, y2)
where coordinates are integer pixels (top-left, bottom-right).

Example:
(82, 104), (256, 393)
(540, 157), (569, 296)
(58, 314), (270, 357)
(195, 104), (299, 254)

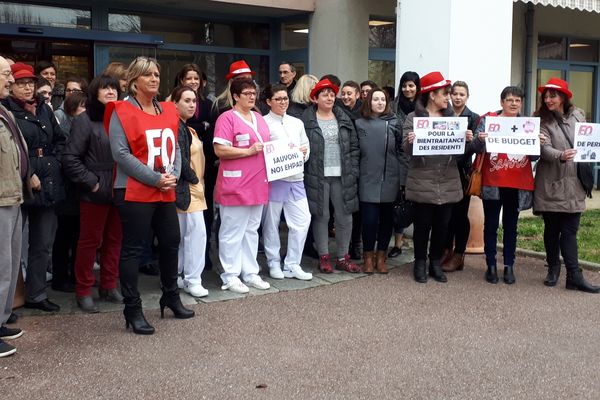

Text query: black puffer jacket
(61, 100), (115, 204)
(3, 96), (66, 208)
(301, 104), (359, 216)
(175, 121), (199, 211)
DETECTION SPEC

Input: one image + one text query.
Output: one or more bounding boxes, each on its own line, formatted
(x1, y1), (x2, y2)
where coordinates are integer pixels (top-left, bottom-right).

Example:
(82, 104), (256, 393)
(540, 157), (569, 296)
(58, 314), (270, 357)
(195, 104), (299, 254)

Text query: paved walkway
(4, 252), (600, 400)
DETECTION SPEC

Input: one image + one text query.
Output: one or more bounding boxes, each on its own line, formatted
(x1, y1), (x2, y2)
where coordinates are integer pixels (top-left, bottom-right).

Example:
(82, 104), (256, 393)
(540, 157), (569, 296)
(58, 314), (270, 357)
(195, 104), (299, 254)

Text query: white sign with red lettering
(413, 117), (467, 155)
(574, 122), (600, 162)
(263, 139), (304, 182)
(484, 117), (540, 156)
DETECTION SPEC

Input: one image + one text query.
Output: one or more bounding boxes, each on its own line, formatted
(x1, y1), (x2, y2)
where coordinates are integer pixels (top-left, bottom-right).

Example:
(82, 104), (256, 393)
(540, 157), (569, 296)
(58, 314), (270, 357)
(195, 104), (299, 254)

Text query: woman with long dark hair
(533, 78), (599, 293)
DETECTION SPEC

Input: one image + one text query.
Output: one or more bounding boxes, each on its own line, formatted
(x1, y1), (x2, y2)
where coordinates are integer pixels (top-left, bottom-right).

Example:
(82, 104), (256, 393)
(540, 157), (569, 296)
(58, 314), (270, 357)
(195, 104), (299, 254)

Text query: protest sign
(574, 122), (600, 162)
(263, 139), (305, 182)
(413, 117), (467, 155)
(484, 117), (540, 156)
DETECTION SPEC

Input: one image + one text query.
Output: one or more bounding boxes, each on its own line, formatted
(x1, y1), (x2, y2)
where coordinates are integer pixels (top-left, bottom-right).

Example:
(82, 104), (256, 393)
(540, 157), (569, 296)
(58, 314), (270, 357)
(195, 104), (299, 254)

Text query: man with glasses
(0, 56), (30, 357)
(278, 61), (297, 95)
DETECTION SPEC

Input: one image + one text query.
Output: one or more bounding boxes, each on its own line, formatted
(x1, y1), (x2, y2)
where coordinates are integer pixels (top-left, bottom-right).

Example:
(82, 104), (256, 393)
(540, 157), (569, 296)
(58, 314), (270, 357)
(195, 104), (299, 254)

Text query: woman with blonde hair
(287, 74), (318, 119)
(108, 56), (194, 335)
(102, 62), (128, 95)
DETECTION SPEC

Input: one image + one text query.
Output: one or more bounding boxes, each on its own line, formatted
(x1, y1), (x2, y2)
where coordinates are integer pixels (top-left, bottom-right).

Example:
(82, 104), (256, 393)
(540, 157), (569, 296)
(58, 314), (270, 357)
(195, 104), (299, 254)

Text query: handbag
(393, 188), (413, 229)
(555, 116), (593, 198)
(465, 153), (484, 197)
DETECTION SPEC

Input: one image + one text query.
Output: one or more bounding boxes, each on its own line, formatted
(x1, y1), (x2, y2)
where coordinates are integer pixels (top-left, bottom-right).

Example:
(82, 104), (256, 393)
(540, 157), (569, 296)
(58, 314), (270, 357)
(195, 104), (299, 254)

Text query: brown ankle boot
(375, 250), (388, 274)
(442, 252), (465, 272)
(363, 251), (375, 274)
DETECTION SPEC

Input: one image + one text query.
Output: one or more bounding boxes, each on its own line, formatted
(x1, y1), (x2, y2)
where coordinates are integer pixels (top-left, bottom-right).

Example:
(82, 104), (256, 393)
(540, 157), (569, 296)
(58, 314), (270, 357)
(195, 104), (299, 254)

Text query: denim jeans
(482, 188), (519, 267)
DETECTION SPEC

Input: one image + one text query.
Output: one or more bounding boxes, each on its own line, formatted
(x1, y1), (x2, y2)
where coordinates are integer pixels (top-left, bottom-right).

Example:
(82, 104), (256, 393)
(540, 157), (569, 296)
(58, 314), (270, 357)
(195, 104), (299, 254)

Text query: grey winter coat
(355, 113), (405, 203)
(301, 104), (359, 216)
(534, 107), (587, 214)
(402, 110), (463, 205)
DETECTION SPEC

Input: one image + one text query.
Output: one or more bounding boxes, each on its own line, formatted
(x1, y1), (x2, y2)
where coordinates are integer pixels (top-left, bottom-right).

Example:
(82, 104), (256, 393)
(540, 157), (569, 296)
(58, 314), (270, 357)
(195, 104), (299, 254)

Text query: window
(569, 39), (599, 62)
(108, 13), (270, 50)
(281, 21), (309, 50)
(369, 19), (396, 49)
(368, 60), (395, 88)
(538, 36), (566, 60)
(0, 2), (90, 30)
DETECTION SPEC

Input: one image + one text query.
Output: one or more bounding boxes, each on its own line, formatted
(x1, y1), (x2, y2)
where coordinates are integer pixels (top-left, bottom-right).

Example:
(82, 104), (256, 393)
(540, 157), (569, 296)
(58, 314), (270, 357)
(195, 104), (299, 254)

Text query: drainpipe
(524, 2), (535, 114)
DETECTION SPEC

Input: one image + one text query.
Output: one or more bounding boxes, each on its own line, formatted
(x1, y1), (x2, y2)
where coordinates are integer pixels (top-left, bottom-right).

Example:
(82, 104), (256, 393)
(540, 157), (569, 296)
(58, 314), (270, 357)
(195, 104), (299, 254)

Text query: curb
(498, 245), (600, 272)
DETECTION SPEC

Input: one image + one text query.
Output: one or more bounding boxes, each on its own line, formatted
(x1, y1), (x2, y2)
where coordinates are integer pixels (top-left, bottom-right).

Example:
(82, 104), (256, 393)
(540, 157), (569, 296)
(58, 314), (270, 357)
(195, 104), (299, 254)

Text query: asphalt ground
(2, 253), (600, 400)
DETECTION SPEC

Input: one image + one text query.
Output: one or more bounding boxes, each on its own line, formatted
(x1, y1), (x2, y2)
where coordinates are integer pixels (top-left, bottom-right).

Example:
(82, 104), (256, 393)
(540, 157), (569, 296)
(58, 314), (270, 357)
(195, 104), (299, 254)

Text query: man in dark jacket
(278, 62), (297, 95)
(0, 56), (30, 357)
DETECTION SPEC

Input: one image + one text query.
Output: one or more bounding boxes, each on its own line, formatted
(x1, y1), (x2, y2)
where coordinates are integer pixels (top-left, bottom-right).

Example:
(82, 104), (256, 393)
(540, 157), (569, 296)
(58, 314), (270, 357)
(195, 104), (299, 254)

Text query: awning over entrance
(514, 0), (600, 13)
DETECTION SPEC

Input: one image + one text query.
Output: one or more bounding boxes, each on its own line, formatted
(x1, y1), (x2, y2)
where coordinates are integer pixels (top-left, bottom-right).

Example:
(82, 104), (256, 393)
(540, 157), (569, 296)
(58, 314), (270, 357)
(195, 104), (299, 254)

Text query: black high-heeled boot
(428, 259), (447, 283)
(159, 291), (195, 319)
(123, 306), (154, 335)
(544, 264), (560, 287)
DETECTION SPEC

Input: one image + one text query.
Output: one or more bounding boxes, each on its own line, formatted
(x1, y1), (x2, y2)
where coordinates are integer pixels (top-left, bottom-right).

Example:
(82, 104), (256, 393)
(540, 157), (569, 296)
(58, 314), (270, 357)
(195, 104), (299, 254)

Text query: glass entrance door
(568, 66), (595, 121)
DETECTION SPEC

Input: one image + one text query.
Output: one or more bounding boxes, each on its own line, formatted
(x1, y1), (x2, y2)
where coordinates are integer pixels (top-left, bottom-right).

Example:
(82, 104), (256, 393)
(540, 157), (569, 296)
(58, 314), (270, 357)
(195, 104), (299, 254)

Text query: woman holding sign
(472, 86), (536, 285)
(403, 71), (469, 284)
(533, 78), (599, 293)
(213, 77), (271, 293)
(262, 84), (312, 280)
(108, 57), (194, 335)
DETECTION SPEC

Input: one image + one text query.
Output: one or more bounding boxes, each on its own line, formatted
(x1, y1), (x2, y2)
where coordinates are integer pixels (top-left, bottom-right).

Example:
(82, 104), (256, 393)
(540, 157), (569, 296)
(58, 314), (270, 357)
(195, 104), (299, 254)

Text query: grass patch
(498, 209), (600, 263)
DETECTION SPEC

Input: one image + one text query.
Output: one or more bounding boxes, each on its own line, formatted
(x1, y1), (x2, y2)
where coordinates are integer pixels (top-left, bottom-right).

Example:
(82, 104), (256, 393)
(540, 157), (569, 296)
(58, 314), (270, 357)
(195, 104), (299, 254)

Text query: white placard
(484, 116), (540, 156)
(263, 139), (305, 182)
(413, 117), (468, 155)
(574, 122), (600, 162)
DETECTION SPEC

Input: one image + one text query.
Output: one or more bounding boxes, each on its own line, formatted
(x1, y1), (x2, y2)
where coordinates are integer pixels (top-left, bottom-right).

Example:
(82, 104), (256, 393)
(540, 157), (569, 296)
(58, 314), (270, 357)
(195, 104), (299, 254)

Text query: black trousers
(412, 202), (453, 261)
(445, 195), (471, 254)
(114, 189), (180, 307)
(360, 202), (394, 252)
(542, 212), (581, 271)
(52, 213), (79, 285)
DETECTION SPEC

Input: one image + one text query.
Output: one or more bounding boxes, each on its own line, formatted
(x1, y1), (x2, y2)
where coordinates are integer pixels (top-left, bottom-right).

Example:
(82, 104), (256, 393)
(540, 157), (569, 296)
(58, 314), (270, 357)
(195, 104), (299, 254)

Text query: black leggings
(542, 212), (581, 271)
(114, 189), (180, 306)
(445, 195), (471, 253)
(412, 202), (453, 261)
(360, 202), (394, 252)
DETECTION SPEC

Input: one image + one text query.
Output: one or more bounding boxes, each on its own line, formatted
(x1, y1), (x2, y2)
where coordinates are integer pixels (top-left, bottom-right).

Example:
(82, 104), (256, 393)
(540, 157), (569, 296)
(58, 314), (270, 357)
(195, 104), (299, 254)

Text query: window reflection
(369, 19), (396, 49)
(0, 2), (90, 29)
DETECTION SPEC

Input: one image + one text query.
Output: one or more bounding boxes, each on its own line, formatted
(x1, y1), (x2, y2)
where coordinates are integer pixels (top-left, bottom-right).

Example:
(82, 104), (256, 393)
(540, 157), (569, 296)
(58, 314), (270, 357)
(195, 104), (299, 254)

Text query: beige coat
(533, 107), (586, 213)
(0, 104), (28, 207)
(402, 112), (463, 205)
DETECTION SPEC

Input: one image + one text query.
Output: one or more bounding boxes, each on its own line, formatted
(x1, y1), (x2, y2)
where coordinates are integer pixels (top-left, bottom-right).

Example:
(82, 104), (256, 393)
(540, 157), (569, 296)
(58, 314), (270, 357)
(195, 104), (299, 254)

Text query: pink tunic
(213, 110), (270, 206)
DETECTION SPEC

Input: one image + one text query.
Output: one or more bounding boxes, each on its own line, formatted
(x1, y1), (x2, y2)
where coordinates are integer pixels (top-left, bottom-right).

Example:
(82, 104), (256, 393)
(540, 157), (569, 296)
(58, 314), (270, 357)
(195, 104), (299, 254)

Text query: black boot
(544, 264), (561, 287)
(485, 265), (499, 284)
(123, 306), (154, 335)
(349, 241), (362, 260)
(503, 265), (516, 284)
(159, 291), (195, 319)
(413, 259), (427, 283)
(566, 268), (600, 293)
(428, 259), (447, 283)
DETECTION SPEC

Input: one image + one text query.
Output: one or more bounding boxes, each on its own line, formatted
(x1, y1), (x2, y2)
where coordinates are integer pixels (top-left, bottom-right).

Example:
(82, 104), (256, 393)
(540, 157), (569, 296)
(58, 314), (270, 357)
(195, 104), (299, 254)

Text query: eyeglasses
(503, 98), (522, 104)
(65, 88), (83, 94)
(14, 80), (35, 88)
(272, 96), (289, 103)
(240, 91), (257, 97)
(0, 70), (12, 78)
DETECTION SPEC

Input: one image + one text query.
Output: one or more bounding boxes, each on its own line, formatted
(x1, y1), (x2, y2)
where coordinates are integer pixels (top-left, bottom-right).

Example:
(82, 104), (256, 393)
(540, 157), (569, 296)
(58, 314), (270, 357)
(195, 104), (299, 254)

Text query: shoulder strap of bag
(554, 115), (573, 148)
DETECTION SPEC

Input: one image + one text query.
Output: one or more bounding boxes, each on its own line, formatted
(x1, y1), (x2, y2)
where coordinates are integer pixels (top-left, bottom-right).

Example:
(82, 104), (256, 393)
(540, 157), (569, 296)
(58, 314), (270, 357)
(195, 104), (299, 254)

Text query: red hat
(538, 77), (572, 99)
(225, 60), (256, 81)
(310, 78), (339, 100)
(419, 71), (451, 94)
(10, 62), (37, 81)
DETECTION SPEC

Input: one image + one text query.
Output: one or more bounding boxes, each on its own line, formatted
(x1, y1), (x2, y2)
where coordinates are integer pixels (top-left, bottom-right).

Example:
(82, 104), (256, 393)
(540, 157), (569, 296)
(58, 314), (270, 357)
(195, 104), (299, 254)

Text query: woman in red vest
(107, 57), (194, 335)
(471, 86), (537, 285)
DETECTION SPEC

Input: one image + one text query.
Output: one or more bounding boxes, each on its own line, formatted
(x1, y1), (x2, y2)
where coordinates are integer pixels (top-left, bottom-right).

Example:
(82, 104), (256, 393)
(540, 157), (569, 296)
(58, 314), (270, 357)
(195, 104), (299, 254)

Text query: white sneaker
(185, 283), (209, 298)
(283, 265), (313, 281)
(221, 280), (249, 294)
(269, 266), (284, 279)
(245, 276), (270, 290)
(177, 276), (184, 289)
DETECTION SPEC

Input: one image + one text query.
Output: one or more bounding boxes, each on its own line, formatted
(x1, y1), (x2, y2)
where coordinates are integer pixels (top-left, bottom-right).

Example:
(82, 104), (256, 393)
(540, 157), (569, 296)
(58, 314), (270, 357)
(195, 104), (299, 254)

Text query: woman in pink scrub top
(213, 77), (271, 294)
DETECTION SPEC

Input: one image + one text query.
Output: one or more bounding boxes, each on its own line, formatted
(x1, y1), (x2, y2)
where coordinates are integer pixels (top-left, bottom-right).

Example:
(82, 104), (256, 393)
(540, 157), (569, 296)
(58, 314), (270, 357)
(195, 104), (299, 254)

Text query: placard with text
(484, 117), (540, 156)
(574, 122), (600, 162)
(413, 117), (467, 156)
(263, 139), (305, 182)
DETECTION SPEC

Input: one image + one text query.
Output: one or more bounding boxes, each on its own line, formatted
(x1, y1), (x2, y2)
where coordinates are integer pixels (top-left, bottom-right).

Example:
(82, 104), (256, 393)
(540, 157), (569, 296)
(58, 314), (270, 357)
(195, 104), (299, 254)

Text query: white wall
(396, 0), (514, 114)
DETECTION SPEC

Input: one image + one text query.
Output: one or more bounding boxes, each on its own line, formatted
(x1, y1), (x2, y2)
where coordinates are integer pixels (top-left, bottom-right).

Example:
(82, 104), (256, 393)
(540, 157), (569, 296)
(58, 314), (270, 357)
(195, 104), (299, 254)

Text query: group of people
(1, 54), (599, 357)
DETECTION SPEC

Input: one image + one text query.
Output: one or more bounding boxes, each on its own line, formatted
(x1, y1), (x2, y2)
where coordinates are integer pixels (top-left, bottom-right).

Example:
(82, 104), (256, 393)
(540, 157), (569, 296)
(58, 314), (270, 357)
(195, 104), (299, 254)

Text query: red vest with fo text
(479, 113), (534, 191)
(105, 100), (179, 202)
